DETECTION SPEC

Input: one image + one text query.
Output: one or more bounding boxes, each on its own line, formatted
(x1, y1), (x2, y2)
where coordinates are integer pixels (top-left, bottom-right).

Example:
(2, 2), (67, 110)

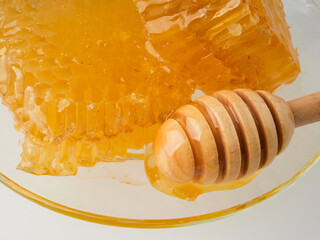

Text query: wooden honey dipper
(153, 89), (320, 184)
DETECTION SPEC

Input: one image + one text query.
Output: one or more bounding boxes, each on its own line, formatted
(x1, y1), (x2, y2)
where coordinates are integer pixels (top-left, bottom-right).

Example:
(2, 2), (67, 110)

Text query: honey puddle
(76, 161), (147, 186)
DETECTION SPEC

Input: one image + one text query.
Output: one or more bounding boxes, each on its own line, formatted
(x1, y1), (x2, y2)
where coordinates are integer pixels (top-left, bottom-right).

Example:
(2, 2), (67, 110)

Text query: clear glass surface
(0, 0), (319, 228)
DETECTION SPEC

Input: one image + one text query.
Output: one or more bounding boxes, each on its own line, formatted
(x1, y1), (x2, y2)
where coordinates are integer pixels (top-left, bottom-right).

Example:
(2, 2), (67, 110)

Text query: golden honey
(145, 146), (260, 200)
(0, 0), (300, 176)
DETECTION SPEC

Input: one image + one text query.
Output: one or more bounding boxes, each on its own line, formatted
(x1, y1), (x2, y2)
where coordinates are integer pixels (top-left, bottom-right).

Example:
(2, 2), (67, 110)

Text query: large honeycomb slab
(0, 0), (300, 175)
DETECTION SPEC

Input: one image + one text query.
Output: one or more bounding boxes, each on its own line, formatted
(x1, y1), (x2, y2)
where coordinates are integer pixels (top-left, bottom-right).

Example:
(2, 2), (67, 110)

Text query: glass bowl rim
(0, 150), (319, 228)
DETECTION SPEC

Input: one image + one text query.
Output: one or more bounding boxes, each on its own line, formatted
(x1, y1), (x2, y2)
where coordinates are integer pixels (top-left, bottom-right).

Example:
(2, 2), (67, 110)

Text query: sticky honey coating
(146, 146), (260, 201)
(0, 0), (300, 175)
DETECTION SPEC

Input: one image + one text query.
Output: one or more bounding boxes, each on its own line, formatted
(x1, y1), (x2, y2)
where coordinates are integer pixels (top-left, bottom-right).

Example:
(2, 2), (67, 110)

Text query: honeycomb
(0, 0), (300, 175)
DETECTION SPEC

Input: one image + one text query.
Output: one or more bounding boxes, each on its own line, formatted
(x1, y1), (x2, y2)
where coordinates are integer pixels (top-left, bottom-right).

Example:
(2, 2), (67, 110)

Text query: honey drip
(0, 0), (300, 176)
(145, 146), (260, 201)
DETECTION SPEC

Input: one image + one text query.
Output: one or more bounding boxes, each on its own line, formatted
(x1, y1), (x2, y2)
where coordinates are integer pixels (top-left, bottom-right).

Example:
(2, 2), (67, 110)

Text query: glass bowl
(0, 0), (319, 228)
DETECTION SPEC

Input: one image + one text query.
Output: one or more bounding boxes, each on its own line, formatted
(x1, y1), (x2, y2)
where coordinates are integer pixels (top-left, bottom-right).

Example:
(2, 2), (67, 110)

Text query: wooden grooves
(154, 89), (296, 184)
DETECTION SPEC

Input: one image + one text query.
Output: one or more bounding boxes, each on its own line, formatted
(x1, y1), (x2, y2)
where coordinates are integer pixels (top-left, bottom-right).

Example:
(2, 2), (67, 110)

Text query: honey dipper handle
(288, 92), (320, 128)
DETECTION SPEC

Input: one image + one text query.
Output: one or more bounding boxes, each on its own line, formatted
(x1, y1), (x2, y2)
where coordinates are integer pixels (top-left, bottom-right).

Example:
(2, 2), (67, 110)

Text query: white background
(1, 160), (319, 240)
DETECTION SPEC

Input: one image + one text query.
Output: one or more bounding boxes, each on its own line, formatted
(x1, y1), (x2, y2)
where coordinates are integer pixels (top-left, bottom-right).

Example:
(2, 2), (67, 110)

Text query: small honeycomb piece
(0, 0), (300, 175)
